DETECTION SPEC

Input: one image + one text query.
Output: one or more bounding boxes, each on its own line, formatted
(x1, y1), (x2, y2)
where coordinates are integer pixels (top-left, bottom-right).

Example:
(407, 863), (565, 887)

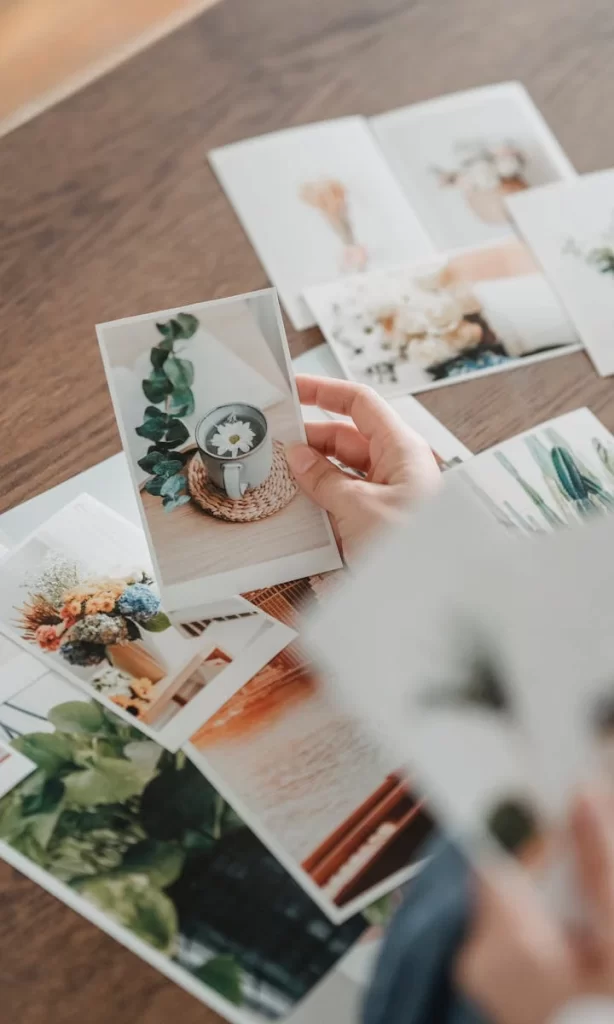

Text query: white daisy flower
(210, 417), (256, 458)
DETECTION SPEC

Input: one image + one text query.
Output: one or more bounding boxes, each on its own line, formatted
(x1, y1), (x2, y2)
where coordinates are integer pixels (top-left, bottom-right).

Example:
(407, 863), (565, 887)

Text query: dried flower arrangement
(432, 140), (528, 224)
(329, 267), (511, 386)
(17, 555), (171, 678)
(300, 179), (368, 272)
(136, 312), (198, 513)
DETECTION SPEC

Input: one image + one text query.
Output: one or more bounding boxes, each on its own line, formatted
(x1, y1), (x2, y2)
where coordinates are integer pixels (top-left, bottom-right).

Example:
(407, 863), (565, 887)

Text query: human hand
(286, 375), (441, 563)
(456, 789), (614, 1024)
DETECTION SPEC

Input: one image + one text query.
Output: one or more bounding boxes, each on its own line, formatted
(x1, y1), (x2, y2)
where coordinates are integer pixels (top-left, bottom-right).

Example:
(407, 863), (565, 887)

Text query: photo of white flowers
(0, 495), (294, 752)
(209, 118), (434, 329)
(98, 290), (341, 618)
(507, 168), (614, 376)
(370, 82), (575, 249)
(304, 239), (579, 395)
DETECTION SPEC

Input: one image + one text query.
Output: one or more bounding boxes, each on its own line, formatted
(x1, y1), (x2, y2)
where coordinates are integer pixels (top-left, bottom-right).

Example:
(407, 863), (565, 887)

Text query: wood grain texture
(1, 0), (614, 1020)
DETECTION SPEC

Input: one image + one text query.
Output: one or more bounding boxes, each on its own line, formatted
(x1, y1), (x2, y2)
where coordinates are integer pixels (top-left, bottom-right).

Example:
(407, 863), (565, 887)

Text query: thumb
(287, 443), (355, 516)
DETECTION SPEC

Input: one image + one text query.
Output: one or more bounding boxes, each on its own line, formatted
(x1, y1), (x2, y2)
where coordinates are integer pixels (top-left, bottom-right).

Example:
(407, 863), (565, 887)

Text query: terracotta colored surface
(1, 0), (614, 1021)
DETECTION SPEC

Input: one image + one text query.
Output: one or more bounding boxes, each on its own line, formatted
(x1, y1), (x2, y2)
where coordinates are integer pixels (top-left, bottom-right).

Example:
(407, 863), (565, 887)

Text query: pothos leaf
(11, 732), (76, 775)
(120, 840), (185, 888)
(48, 701), (107, 735)
(75, 873), (178, 954)
(193, 956), (243, 1005)
(140, 611), (172, 633)
(63, 758), (152, 807)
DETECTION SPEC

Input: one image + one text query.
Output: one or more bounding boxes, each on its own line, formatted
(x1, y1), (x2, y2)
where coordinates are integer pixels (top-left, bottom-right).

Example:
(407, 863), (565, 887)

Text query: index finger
(296, 374), (410, 442)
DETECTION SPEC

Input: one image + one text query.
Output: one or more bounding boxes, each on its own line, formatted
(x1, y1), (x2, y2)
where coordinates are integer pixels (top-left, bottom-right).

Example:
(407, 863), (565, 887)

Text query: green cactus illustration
(545, 429), (614, 512)
(524, 436), (577, 523)
(593, 438), (614, 481)
(494, 452), (565, 528)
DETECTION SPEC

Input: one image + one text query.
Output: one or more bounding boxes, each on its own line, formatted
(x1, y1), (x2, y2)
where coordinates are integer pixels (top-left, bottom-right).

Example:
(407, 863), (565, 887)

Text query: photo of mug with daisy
(97, 290), (341, 620)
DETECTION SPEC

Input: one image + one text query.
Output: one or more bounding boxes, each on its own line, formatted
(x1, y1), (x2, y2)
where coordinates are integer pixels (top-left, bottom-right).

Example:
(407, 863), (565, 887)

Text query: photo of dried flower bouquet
(0, 495), (293, 751)
(300, 179), (368, 273)
(305, 239), (579, 394)
(432, 140), (528, 225)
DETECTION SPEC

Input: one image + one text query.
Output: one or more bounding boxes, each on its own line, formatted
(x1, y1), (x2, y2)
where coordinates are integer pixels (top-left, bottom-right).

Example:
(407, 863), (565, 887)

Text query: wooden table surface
(1, 0), (614, 1020)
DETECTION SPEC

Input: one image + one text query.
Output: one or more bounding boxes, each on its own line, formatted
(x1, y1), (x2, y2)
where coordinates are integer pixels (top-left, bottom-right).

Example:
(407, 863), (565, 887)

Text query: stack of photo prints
(1, 80), (614, 1024)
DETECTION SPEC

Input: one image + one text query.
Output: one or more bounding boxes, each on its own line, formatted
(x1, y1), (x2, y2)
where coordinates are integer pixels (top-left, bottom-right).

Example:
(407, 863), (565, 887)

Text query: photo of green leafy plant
(136, 313), (197, 513)
(0, 671), (363, 1020)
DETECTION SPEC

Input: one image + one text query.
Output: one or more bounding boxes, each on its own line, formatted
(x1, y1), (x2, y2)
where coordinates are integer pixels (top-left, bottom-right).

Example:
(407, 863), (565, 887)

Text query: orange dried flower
(35, 624), (63, 652)
(110, 694), (148, 719)
(129, 678), (155, 701)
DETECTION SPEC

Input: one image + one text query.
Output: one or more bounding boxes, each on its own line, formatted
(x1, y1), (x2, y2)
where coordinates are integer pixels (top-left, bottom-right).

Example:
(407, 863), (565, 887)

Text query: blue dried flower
(68, 614), (128, 646)
(60, 641), (106, 667)
(116, 583), (161, 623)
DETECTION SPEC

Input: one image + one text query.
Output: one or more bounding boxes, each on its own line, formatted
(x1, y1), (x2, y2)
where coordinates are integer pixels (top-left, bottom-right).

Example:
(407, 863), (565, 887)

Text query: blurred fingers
(305, 420), (371, 474)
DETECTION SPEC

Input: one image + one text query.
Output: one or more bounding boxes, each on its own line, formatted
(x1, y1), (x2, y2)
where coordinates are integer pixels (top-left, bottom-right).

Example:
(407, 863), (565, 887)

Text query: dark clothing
(364, 839), (489, 1024)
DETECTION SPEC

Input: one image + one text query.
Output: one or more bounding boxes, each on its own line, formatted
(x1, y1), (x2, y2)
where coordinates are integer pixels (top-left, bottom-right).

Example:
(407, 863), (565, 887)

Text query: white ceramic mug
(195, 403), (273, 500)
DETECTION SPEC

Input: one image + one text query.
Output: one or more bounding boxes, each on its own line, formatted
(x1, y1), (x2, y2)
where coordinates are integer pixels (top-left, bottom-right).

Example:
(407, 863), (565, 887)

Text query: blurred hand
(456, 789), (614, 1024)
(287, 375), (441, 563)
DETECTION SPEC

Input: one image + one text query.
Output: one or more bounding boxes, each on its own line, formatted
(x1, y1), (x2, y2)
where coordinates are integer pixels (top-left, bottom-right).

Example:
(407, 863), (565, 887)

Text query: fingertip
(287, 443), (319, 476)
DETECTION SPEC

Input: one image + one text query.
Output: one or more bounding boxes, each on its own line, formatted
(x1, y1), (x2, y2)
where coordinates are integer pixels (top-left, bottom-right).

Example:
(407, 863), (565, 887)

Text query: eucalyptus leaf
(12, 732), (76, 775)
(120, 840), (185, 888)
(175, 312), (199, 338)
(75, 873), (178, 954)
(49, 702), (106, 735)
(140, 611), (172, 633)
(162, 495), (191, 513)
(164, 356), (194, 389)
(164, 419), (189, 445)
(136, 418), (166, 442)
(150, 347), (169, 371)
(142, 373), (173, 405)
(194, 956), (243, 1005)
(137, 450), (165, 473)
(63, 758), (151, 807)
(155, 321), (174, 339)
(168, 388), (195, 418)
(160, 474), (184, 498)
(153, 459), (184, 478)
(144, 406), (168, 421)
(144, 477), (165, 496)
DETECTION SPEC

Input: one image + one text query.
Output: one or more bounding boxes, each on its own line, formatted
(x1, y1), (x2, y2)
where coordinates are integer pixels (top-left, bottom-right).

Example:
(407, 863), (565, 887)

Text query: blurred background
(0, 0), (218, 134)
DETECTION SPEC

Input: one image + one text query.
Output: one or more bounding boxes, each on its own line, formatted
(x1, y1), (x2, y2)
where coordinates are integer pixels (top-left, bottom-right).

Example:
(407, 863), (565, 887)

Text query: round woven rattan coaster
(187, 441), (298, 522)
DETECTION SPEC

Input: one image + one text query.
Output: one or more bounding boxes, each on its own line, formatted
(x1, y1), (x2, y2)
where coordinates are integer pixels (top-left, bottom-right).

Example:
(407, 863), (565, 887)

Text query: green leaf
(12, 733), (76, 775)
(150, 346), (170, 371)
(63, 758), (151, 807)
(160, 474), (185, 498)
(137, 450), (165, 473)
(75, 874), (178, 954)
(164, 419), (189, 445)
(120, 840), (185, 888)
(175, 312), (199, 338)
(194, 956), (243, 1005)
(22, 777), (65, 817)
(144, 477), (165, 496)
(167, 388), (195, 418)
(162, 495), (191, 513)
(163, 356), (194, 389)
(156, 320), (175, 339)
(140, 611), (172, 633)
(152, 459), (184, 479)
(144, 406), (168, 421)
(136, 417), (166, 442)
(48, 701), (106, 735)
(362, 893), (396, 927)
(142, 371), (173, 405)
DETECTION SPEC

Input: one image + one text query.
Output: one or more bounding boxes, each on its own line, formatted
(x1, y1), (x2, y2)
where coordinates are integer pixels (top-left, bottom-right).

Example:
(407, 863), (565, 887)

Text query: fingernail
(287, 444), (318, 475)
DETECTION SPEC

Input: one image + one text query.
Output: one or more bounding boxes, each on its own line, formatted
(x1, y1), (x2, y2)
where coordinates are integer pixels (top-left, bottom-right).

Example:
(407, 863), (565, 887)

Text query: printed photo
(0, 495), (294, 752)
(188, 574), (434, 923)
(209, 118), (433, 329)
(0, 667), (365, 1023)
(304, 239), (579, 395)
(98, 290), (342, 616)
(457, 408), (614, 535)
(0, 738), (35, 799)
(0, 632), (47, 704)
(507, 169), (614, 376)
(370, 82), (575, 249)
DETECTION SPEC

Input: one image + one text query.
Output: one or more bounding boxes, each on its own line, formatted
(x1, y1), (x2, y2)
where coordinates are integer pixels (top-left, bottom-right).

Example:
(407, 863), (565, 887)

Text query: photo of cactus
(457, 408), (614, 534)
(304, 239), (579, 396)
